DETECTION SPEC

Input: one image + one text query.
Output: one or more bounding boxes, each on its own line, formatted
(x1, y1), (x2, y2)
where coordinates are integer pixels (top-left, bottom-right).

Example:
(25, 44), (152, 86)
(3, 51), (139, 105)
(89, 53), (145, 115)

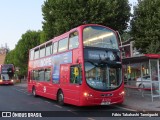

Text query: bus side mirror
(74, 67), (79, 76)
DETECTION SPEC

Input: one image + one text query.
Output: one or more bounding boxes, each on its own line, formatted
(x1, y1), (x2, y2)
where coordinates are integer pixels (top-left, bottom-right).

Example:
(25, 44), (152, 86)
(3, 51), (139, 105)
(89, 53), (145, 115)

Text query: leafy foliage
(5, 0), (131, 77)
(5, 30), (41, 76)
(121, 31), (131, 41)
(42, 0), (131, 42)
(5, 49), (16, 64)
(146, 40), (160, 54)
(131, 0), (160, 53)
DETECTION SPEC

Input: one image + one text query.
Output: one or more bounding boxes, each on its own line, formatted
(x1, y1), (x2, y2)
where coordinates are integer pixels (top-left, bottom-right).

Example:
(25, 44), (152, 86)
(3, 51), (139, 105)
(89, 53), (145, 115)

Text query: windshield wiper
(86, 60), (99, 67)
(86, 60), (107, 68)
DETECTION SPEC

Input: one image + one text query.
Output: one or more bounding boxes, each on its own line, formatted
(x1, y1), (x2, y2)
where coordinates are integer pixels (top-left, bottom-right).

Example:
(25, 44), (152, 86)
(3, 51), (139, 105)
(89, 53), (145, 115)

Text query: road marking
(88, 118), (95, 120)
(54, 104), (62, 108)
(12, 88), (29, 95)
(67, 109), (78, 115)
(19, 88), (27, 91)
(114, 105), (137, 111)
(45, 101), (51, 104)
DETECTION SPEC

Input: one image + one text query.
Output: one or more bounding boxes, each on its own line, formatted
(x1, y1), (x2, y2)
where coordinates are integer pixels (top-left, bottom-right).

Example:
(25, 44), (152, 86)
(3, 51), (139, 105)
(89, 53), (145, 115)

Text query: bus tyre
(57, 91), (64, 106)
(32, 87), (37, 97)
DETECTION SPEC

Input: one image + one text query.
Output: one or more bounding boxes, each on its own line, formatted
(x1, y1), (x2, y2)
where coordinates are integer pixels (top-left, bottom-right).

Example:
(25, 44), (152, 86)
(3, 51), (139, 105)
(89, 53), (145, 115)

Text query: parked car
(136, 75), (159, 90)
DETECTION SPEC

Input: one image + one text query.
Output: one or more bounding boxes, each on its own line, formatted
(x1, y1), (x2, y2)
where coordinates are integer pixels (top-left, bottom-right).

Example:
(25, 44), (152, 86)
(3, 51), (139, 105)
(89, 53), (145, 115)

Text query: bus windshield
(1, 74), (9, 80)
(85, 62), (122, 91)
(83, 26), (118, 49)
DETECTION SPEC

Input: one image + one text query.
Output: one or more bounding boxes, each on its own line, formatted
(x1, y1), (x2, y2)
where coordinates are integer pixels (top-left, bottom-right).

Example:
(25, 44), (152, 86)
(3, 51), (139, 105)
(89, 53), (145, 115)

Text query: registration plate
(101, 101), (111, 105)
(101, 98), (111, 105)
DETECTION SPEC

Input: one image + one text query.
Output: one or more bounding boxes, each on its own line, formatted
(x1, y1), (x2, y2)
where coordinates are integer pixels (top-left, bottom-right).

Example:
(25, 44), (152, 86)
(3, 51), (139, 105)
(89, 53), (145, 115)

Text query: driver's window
(70, 65), (81, 84)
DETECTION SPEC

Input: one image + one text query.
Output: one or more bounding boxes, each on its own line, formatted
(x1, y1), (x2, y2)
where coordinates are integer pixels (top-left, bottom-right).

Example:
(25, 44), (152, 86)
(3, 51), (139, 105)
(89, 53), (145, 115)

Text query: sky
(0, 0), (137, 50)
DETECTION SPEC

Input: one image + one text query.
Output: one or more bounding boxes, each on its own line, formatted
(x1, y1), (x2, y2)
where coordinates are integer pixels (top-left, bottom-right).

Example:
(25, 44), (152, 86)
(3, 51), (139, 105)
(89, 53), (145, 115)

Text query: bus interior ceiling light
(85, 33), (114, 43)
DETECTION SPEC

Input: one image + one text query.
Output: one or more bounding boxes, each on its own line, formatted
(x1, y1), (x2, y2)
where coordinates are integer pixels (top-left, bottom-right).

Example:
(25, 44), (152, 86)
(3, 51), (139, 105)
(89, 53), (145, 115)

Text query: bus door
(60, 64), (82, 105)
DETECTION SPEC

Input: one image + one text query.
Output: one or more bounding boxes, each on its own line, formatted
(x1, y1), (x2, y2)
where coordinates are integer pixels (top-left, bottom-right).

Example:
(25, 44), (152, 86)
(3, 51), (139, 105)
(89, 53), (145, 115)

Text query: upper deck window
(53, 42), (58, 54)
(83, 26), (118, 49)
(30, 50), (34, 60)
(46, 43), (52, 56)
(34, 49), (39, 59)
(58, 38), (68, 52)
(69, 32), (79, 49)
(40, 46), (45, 58)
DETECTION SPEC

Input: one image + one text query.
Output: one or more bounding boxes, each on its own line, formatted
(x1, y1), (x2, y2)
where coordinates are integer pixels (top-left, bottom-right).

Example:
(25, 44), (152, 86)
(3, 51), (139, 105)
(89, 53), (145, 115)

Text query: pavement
(14, 81), (160, 111)
(122, 89), (160, 111)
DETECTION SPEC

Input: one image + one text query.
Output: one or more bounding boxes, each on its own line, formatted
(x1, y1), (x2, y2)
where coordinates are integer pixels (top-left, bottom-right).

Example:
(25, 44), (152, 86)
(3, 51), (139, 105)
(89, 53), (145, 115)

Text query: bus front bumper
(79, 94), (124, 106)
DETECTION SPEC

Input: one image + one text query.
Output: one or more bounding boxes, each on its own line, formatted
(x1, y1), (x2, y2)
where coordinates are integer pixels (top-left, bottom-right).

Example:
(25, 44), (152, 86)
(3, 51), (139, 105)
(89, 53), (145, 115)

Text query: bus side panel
(44, 82), (59, 100)
(60, 64), (80, 106)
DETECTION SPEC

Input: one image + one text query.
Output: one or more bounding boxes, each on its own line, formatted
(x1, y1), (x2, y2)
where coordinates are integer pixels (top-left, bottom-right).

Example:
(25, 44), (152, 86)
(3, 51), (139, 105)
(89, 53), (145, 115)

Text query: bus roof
(30, 24), (114, 51)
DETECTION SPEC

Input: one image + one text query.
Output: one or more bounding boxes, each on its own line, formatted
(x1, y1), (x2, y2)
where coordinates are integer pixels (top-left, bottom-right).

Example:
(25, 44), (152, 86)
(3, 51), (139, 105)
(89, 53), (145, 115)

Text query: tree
(121, 31), (131, 41)
(131, 0), (160, 53)
(42, 0), (131, 42)
(5, 49), (16, 64)
(146, 40), (160, 54)
(5, 30), (41, 77)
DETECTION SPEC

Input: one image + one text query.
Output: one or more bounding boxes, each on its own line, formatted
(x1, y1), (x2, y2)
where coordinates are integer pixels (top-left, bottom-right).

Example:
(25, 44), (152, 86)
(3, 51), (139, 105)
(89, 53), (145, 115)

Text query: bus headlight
(83, 92), (93, 97)
(84, 92), (88, 97)
(119, 91), (125, 96)
(0, 80), (2, 82)
(11, 80), (14, 82)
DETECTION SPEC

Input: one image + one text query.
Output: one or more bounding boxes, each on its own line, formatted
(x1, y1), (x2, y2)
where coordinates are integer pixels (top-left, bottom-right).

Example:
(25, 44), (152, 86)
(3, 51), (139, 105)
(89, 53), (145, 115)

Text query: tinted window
(58, 38), (68, 52)
(83, 26), (118, 49)
(45, 68), (51, 82)
(34, 49), (39, 59)
(40, 46), (45, 58)
(39, 70), (44, 81)
(69, 32), (79, 49)
(85, 62), (122, 90)
(70, 65), (82, 84)
(33, 70), (39, 80)
(53, 42), (58, 54)
(31, 70), (34, 80)
(46, 43), (52, 56)
(30, 50), (34, 60)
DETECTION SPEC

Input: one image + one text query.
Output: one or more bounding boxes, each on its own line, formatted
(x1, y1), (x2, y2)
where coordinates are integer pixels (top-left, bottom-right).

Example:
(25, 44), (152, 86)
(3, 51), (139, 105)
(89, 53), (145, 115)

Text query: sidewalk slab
(123, 93), (160, 111)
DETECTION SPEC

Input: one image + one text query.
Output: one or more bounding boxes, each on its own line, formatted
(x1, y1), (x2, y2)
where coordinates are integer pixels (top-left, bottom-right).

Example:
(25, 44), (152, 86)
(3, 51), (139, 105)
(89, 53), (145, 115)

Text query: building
(0, 47), (7, 64)
(121, 39), (160, 101)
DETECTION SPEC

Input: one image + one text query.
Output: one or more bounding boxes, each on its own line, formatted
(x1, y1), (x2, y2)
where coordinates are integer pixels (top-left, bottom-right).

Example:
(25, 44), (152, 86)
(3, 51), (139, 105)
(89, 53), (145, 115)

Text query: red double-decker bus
(0, 64), (14, 85)
(28, 24), (124, 106)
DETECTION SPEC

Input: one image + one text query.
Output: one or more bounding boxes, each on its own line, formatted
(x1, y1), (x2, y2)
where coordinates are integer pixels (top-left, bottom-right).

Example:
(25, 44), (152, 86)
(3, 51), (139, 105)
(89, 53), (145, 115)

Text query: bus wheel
(57, 90), (64, 105)
(32, 87), (37, 97)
